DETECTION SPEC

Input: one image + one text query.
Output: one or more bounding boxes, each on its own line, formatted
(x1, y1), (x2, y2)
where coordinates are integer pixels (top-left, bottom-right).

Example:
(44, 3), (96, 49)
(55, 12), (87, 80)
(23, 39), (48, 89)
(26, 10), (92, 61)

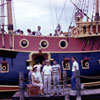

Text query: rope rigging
(49, 0), (55, 32)
(69, 0), (91, 29)
(70, 0), (92, 20)
(63, 0), (68, 27)
(68, 0), (78, 29)
(49, 0), (68, 32)
(12, 0), (17, 31)
(57, 0), (67, 25)
(54, 0), (58, 25)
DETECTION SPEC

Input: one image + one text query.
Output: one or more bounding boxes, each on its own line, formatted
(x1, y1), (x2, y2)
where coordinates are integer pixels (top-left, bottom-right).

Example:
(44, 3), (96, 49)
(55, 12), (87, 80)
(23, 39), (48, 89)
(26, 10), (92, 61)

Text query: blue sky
(13, 0), (76, 35)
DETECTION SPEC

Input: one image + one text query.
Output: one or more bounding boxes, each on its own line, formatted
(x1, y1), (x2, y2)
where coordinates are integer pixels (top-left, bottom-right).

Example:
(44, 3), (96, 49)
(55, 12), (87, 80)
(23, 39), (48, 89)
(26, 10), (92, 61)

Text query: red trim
(0, 86), (19, 92)
(84, 57), (90, 60)
(82, 57), (90, 62)
(1, 61), (7, 64)
(64, 58), (70, 61)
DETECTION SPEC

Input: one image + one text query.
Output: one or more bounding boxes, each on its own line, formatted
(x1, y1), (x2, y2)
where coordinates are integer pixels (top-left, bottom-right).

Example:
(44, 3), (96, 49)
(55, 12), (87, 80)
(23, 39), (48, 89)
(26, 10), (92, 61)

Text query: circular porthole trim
(59, 39), (68, 49)
(39, 39), (49, 49)
(19, 39), (29, 48)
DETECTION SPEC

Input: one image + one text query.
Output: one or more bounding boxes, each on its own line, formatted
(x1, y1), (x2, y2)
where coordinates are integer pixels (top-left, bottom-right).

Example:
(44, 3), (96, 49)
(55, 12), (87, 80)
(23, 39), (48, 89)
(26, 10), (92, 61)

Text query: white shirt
(31, 72), (38, 83)
(43, 65), (52, 75)
(36, 64), (42, 73)
(27, 65), (32, 70)
(35, 31), (41, 36)
(52, 64), (60, 75)
(36, 64), (42, 83)
(72, 61), (79, 71)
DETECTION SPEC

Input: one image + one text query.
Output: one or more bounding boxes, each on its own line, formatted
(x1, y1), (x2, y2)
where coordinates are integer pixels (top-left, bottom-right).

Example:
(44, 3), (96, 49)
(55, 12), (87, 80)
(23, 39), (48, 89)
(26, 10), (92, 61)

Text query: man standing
(43, 60), (52, 95)
(35, 26), (42, 36)
(71, 57), (79, 90)
(52, 60), (61, 95)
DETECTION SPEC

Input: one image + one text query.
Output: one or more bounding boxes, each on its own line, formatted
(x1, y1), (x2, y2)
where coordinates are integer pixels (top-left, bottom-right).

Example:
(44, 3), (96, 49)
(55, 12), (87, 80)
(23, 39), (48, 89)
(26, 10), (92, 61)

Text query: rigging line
(86, 0), (89, 19)
(83, 0), (86, 11)
(49, 0), (54, 31)
(70, 0), (93, 21)
(12, 0), (17, 30)
(77, 0), (82, 9)
(57, 0), (67, 25)
(78, 0), (82, 10)
(54, 0), (58, 24)
(82, 0), (85, 11)
(64, 0), (68, 28)
(68, 0), (78, 30)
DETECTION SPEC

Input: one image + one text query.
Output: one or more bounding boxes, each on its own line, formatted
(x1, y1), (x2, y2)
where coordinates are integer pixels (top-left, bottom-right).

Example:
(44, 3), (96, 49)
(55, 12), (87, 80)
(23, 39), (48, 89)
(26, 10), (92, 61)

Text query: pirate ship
(0, 0), (100, 92)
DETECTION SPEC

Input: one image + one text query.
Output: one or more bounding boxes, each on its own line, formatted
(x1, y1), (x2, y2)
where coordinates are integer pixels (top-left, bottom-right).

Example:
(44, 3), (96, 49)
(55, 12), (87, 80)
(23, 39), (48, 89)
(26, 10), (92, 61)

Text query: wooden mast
(1, 0), (5, 30)
(95, 0), (99, 21)
(6, 0), (13, 33)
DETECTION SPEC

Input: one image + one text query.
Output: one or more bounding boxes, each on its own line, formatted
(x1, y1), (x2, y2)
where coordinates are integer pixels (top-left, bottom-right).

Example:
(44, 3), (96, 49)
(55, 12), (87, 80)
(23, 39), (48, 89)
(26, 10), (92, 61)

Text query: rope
(54, 0), (58, 24)
(12, 0), (17, 31)
(68, 0), (78, 31)
(49, 0), (55, 32)
(57, 0), (67, 24)
(70, 0), (93, 21)
(63, 0), (68, 28)
(86, 0), (89, 21)
(80, 75), (100, 80)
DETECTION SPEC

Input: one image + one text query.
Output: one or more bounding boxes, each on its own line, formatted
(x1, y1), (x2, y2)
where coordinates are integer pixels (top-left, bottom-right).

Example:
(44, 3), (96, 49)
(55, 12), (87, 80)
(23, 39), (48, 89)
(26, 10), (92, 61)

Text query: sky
(12, 0), (95, 35)
(12, 0), (75, 35)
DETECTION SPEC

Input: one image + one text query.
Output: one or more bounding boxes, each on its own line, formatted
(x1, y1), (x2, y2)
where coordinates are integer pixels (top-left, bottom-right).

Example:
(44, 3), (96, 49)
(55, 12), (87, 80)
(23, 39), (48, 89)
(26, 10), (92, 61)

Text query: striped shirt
(52, 64), (60, 75)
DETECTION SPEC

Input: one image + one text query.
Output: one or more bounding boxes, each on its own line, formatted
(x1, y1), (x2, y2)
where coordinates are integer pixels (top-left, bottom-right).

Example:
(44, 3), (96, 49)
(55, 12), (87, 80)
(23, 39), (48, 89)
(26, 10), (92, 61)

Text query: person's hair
(72, 57), (76, 60)
(32, 31), (36, 35)
(32, 67), (37, 71)
(20, 30), (23, 34)
(27, 29), (31, 33)
(17, 29), (20, 32)
(35, 60), (39, 64)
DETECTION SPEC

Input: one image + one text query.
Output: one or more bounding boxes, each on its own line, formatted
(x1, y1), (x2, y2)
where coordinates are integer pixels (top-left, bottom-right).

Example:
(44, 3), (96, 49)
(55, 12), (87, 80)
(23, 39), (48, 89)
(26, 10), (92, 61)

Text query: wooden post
(19, 72), (24, 100)
(76, 70), (81, 100)
(63, 70), (69, 100)
(63, 71), (67, 88)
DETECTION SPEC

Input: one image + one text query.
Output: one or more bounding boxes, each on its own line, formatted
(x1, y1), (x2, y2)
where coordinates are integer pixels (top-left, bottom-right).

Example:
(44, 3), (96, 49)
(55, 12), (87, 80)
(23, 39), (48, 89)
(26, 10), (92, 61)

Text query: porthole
(40, 40), (49, 49)
(59, 40), (68, 49)
(81, 60), (89, 69)
(62, 58), (70, 70)
(20, 39), (29, 48)
(0, 61), (9, 73)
